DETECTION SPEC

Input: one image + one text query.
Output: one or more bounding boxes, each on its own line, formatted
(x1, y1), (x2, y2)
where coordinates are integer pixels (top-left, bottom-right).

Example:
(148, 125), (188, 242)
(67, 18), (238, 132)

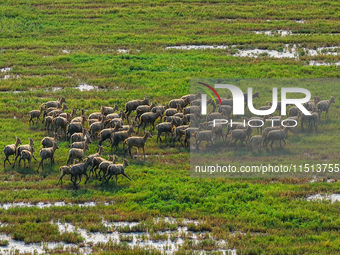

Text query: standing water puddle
(76, 83), (98, 91)
(0, 90), (24, 93)
(0, 84), (117, 94)
(307, 194), (340, 203)
(51, 87), (62, 91)
(166, 45), (228, 50)
(308, 60), (340, 66)
(0, 75), (20, 80)
(0, 67), (12, 72)
(234, 47), (297, 58)
(0, 218), (237, 254)
(254, 30), (292, 36)
(165, 44), (340, 60)
(0, 233), (91, 255)
(75, 83), (114, 92)
(54, 220), (236, 255)
(0, 201), (110, 210)
(117, 49), (130, 53)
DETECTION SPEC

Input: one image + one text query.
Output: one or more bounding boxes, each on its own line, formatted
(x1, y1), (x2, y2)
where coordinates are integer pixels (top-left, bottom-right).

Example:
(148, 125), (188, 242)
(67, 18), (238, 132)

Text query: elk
(42, 96), (66, 110)
(125, 97), (149, 123)
(67, 121), (85, 142)
(124, 131), (153, 160)
(37, 142), (59, 173)
(56, 161), (79, 186)
(3, 137), (22, 167)
(316, 96), (335, 118)
(28, 106), (44, 125)
(194, 130), (214, 150)
(18, 148), (37, 168)
(102, 158), (131, 185)
(107, 110), (126, 121)
(43, 112), (56, 131)
(71, 115), (87, 124)
(169, 97), (190, 109)
(97, 155), (119, 180)
(67, 143), (89, 165)
(89, 116), (106, 139)
(135, 102), (156, 121)
(54, 116), (68, 137)
(97, 123), (122, 146)
(110, 126), (136, 152)
(155, 119), (179, 142)
(41, 133), (59, 148)
(181, 91), (201, 102)
(265, 127), (290, 150)
(12, 138), (35, 169)
(151, 104), (169, 115)
(70, 157), (94, 189)
(100, 104), (119, 116)
(60, 109), (76, 122)
(47, 104), (68, 117)
(89, 155), (114, 179)
(137, 111), (162, 133)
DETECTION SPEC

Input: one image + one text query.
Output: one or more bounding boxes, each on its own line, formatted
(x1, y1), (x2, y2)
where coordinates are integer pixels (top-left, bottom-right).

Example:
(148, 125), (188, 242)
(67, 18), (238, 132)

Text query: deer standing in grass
(123, 131), (153, 160)
(3, 137), (22, 167)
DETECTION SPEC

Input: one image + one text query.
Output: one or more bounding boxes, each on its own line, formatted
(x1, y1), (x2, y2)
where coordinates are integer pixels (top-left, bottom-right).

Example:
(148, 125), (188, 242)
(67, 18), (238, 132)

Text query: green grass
(1, 0), (340, 254)
(120, 234), (133, 243)
(0, 239), (9, 246)
(149, 232), (168, 241)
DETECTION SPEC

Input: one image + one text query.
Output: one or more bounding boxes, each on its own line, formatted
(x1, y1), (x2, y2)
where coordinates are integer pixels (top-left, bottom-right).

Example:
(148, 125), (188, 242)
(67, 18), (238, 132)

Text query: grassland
(1, 0), (340, 254)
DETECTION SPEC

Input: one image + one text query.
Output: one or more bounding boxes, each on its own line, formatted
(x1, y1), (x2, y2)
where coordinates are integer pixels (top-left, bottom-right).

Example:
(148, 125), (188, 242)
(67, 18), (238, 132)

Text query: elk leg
(84, 173), (90, 184)
(56, 174), (65, 186)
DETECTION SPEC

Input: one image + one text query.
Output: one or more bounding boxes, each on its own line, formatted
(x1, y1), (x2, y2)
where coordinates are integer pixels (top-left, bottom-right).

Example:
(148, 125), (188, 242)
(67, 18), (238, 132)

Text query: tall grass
(1, 0), (340, 253)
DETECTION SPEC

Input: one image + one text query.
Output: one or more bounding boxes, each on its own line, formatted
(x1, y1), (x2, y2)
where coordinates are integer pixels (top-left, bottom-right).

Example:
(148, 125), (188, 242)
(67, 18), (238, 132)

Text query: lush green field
(1, 0), (340, 254)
